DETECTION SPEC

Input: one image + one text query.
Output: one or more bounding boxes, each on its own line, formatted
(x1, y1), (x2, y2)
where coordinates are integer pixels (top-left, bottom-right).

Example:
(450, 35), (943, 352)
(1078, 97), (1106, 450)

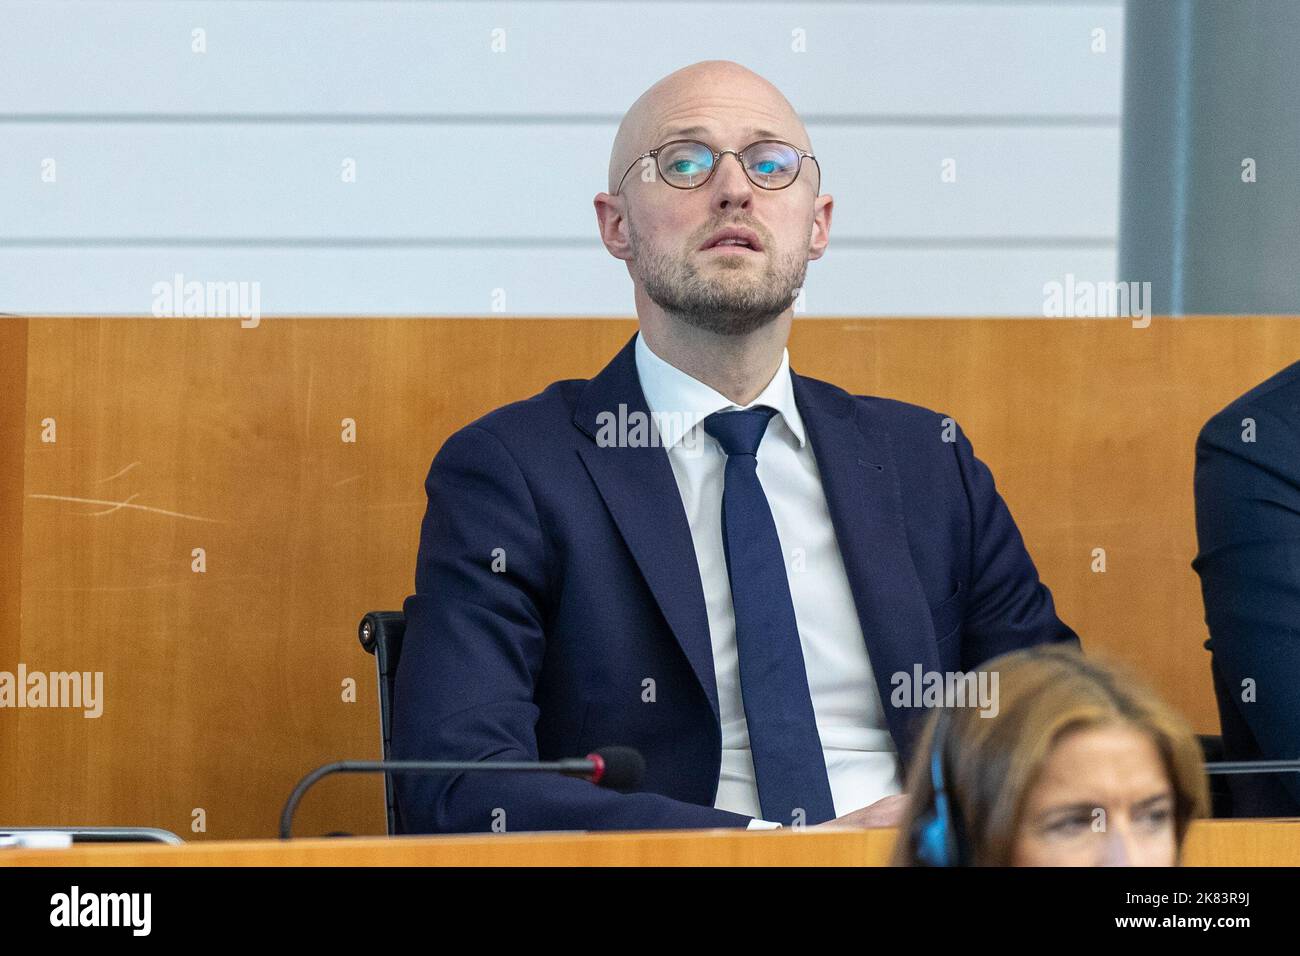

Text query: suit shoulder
(799, 374), (949, 431)
(857, 393), (952, 431)
(425, 379), (586, 473)
(1201, 360), (1300, 440)
(450, 377), (585, 444)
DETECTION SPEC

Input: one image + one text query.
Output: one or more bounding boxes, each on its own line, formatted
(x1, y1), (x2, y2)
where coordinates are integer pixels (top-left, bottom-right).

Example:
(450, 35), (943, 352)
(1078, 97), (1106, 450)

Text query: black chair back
(358, 611), (406, 834)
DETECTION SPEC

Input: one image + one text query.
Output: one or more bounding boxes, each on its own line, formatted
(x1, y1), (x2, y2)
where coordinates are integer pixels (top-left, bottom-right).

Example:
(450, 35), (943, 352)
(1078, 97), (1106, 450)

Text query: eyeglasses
(613, 139), (820, 196)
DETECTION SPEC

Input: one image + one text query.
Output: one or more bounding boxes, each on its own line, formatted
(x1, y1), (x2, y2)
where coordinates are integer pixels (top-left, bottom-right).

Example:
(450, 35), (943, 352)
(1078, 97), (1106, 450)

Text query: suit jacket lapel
(573, 334), (721, 727)
(790, 369), (939, 768)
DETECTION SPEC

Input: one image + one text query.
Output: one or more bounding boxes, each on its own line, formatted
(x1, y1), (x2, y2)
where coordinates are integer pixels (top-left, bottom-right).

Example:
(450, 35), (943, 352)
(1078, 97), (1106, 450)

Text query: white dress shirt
(633, 332), (902, 827)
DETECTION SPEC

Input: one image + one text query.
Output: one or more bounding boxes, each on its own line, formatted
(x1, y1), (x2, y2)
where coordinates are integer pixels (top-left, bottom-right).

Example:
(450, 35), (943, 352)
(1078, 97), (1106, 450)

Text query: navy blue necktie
(704, 406), (837, 825)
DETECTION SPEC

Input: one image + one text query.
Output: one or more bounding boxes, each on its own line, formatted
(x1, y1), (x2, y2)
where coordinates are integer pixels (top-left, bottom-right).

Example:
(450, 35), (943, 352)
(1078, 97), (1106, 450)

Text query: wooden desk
(1, 819), (1297, 866)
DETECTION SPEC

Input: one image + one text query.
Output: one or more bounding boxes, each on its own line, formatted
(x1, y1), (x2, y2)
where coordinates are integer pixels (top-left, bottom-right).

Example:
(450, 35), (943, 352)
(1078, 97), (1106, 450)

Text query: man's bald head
(607, 60), (815, 195)
(594, 59), (831, 344)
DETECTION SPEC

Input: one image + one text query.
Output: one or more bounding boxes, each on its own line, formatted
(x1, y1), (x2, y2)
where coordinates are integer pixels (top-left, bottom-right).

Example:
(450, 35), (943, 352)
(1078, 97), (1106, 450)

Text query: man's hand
(815, 793), (910, 829)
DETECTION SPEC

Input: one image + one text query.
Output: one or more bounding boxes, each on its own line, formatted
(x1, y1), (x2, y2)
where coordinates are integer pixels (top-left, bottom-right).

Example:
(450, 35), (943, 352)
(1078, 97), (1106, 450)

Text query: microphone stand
(279, 758), (605, 839)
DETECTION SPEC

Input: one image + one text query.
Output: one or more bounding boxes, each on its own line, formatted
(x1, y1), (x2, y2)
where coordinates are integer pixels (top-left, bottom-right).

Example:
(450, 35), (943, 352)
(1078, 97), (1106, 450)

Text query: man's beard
(628, 217), (809, 336)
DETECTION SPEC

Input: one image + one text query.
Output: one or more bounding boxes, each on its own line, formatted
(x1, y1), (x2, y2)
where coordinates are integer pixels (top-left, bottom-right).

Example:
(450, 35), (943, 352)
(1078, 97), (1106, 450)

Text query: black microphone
(278, 746), (645, 839)
(582, 746), (646, 791)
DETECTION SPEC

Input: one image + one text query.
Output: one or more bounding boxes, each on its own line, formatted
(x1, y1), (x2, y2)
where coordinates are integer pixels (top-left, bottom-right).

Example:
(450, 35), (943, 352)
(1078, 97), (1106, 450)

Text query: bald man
(392, 61), (1077, 834)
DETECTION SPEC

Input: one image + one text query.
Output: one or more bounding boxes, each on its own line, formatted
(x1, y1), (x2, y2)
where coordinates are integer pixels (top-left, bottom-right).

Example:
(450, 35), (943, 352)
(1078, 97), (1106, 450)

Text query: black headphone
(909, 709), (971, 867)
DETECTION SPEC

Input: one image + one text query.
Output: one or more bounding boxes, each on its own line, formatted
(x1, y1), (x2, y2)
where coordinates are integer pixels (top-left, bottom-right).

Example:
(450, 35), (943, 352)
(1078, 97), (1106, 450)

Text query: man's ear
(594, 193), (634, 262)
(807, 195), (832, 261)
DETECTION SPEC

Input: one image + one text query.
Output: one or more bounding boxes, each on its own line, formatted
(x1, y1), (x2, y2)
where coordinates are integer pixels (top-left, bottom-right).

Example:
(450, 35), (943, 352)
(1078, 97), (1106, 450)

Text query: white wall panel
(0, 1), (1124, 316)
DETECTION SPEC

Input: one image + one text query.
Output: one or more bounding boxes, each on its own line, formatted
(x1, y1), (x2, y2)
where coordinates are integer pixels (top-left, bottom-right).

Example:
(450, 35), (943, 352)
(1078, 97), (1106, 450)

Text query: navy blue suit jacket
(391, 334), (1078, 833)
(1194, 359), (1300, 816)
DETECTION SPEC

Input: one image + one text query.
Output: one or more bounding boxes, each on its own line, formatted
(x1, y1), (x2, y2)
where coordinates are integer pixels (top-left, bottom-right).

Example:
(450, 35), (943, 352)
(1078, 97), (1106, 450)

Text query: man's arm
(391, 423), (753, 833)
(1194, 402), (1300, 807)
(948, 417), (1079, 666)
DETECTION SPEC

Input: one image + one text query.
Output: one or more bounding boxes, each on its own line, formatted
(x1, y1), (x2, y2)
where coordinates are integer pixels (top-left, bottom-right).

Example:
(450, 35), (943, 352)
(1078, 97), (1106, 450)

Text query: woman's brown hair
(891, 644), (1209, 866)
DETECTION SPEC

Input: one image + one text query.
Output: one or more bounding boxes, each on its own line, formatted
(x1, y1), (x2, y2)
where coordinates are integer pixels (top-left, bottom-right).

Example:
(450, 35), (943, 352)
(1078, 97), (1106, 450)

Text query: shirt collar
(633, 330), (807, 450)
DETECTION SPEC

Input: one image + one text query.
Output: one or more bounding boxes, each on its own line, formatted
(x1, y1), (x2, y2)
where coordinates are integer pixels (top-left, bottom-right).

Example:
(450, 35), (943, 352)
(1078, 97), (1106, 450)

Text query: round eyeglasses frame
(613, 139), (821, 196)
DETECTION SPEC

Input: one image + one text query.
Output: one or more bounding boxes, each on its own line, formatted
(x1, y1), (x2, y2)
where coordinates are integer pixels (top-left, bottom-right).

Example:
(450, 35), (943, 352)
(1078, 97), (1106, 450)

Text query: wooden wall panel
(0, 317), (28, 828)
(0, 317), (27, 676)
(2, 316), (1297, 839)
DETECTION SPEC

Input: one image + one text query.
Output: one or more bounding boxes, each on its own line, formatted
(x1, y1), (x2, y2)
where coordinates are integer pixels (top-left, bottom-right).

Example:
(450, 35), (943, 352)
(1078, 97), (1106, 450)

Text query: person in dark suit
(391, 60), (1077, 834)
(1193, 359), (1300, 816)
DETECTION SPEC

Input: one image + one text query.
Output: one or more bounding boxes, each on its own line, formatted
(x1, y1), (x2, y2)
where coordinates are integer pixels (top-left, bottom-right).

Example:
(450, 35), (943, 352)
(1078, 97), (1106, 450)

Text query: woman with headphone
(893, 645), (1209, 866)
